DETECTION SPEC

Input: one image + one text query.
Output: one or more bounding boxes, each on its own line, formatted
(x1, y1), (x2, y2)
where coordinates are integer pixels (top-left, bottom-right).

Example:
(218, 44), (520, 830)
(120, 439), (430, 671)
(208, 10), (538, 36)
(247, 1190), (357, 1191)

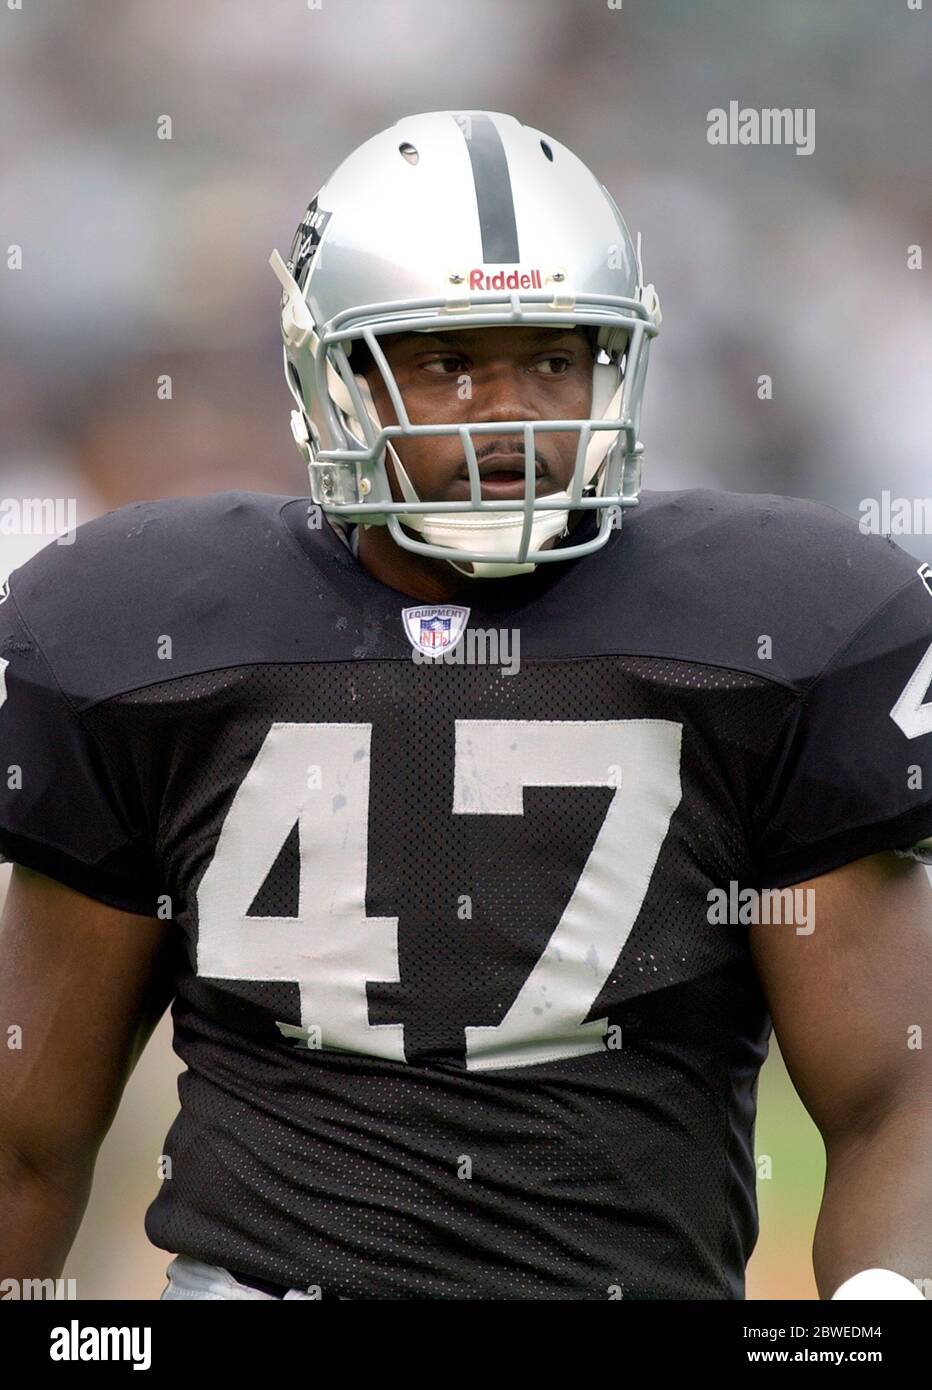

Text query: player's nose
(465, 363), (540, 423)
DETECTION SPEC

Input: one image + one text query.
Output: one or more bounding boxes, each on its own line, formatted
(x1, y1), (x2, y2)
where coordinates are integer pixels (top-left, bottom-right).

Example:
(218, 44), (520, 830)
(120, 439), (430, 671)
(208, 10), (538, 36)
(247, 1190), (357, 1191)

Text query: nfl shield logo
(402, 604), (470, 656)
(422, 615), (451, 648)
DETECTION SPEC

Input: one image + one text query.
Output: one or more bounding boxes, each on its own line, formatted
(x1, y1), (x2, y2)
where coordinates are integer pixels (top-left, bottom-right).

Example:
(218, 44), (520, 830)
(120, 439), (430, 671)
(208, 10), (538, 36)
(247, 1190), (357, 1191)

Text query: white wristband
(831, 1268), (925, 1300)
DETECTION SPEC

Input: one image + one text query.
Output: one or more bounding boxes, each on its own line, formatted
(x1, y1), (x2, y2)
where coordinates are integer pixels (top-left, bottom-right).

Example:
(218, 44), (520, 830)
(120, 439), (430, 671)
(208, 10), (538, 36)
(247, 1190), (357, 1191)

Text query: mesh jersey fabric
(0, 487), (930, 1299)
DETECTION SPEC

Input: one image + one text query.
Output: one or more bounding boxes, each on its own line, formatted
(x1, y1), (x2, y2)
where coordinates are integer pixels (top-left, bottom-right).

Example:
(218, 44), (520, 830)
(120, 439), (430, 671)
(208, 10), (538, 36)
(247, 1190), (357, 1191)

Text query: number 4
(890, 639), (932, 739)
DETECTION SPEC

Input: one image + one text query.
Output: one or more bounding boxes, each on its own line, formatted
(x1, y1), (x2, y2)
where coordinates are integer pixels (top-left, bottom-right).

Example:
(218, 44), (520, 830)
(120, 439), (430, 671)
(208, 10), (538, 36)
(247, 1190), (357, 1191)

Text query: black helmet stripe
(453, 112), (520, 265)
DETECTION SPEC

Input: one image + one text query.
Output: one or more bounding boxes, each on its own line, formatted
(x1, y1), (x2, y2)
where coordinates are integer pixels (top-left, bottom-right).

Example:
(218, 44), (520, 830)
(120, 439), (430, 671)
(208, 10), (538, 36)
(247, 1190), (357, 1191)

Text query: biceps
(749, 852), (932, 1142)
(0, 866), (175, 1171)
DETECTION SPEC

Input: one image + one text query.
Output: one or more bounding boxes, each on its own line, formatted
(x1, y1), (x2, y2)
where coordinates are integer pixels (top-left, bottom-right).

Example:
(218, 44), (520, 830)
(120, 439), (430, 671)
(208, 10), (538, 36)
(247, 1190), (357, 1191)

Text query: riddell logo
(469, 268), (543, 291)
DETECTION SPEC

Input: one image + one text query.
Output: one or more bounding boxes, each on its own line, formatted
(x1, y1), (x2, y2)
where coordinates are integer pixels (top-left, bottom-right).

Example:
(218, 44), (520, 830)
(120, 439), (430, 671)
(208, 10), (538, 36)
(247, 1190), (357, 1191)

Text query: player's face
(359, 325), (594, 503)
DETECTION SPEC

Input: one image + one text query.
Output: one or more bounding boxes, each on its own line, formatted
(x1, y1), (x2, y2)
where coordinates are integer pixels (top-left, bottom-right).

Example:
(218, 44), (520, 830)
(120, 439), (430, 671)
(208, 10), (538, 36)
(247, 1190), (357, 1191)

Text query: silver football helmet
(271, 110), (661, 578)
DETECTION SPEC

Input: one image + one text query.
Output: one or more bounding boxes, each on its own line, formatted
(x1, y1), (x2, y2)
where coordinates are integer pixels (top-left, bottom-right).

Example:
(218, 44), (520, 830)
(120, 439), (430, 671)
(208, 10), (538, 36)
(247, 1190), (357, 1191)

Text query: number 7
(455, 720), (682, 1069)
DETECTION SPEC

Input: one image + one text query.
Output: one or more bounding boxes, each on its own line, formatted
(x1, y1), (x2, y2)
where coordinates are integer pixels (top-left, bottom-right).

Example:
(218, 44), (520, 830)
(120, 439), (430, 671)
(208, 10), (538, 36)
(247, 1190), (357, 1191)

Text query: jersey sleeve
(0, 591), (162, 916)
(754, 567), (932, 888)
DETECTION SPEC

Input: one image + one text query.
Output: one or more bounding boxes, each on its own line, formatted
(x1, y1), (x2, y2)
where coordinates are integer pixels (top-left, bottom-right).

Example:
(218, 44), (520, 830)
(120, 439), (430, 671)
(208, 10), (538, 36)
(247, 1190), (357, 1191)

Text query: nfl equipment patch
(401, 604), (470, 656)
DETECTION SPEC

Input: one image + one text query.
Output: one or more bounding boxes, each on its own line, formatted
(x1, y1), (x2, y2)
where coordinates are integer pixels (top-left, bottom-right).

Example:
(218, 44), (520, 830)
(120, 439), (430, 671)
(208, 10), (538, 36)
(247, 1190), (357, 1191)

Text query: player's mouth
(456, 453), (548, 499)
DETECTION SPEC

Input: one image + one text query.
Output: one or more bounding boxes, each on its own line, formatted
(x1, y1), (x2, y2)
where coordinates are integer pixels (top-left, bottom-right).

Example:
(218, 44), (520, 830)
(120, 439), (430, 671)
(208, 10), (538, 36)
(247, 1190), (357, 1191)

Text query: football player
(1, 111), (930, 1301)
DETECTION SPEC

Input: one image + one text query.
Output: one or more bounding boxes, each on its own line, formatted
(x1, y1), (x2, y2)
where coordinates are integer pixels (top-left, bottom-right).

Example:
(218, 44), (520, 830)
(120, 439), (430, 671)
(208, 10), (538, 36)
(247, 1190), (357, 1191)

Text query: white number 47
(196, 719), (683, 1073)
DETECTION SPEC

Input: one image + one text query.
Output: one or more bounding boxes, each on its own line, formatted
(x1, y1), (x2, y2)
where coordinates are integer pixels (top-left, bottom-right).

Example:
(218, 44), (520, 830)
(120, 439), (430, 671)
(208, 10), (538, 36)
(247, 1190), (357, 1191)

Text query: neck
(355, 523), (484, 602)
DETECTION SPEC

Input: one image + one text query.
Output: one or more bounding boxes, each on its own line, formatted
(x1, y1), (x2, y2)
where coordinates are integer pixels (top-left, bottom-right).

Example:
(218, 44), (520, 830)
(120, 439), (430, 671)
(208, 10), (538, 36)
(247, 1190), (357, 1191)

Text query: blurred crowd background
(1, 0), (929, 1300)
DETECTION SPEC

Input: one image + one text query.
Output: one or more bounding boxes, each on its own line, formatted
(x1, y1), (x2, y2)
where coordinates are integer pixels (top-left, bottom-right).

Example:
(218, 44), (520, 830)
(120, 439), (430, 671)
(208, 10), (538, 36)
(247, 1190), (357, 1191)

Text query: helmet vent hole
(540, 140), (554, 162)
(399, 142), (419, 165)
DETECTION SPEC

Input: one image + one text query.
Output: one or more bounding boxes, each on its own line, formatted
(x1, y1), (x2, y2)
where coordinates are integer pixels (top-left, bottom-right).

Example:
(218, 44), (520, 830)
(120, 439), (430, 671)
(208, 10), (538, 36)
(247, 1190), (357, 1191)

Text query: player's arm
(0, 866), (176, 1278)
(749, 851), (932, 1299)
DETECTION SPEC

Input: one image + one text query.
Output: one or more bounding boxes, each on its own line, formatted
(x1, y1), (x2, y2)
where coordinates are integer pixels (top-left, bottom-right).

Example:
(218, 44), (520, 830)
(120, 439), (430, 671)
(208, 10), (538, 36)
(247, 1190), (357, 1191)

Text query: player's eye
(533, 354), (573, 376)
(421, 355), (469, 375)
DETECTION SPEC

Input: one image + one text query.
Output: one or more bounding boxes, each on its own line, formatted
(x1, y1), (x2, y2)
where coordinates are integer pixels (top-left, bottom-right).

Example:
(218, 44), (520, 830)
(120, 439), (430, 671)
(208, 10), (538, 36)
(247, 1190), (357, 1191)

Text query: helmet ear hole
(348, 338), (375, 378)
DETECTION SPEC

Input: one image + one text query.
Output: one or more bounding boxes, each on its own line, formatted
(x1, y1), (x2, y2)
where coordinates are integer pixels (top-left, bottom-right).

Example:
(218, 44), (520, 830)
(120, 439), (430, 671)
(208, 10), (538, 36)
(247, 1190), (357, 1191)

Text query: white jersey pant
(160, 1254), (324, 1300)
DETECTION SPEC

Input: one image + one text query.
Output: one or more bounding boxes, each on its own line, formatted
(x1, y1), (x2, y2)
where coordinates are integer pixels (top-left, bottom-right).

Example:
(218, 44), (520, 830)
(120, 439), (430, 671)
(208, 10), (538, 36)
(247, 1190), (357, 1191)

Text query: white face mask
(346, 342), (630, 579)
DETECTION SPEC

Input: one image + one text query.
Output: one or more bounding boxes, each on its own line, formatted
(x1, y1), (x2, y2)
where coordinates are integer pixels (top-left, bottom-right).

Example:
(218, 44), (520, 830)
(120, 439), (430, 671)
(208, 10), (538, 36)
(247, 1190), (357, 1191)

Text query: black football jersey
(1, 488), (930, 1299)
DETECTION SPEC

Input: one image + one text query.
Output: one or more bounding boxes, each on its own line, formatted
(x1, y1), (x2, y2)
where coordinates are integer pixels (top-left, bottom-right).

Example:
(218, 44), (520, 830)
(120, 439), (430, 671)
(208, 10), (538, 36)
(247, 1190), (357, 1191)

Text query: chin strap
(389, 444), (569, 578)
(396, 371), (626, 578)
